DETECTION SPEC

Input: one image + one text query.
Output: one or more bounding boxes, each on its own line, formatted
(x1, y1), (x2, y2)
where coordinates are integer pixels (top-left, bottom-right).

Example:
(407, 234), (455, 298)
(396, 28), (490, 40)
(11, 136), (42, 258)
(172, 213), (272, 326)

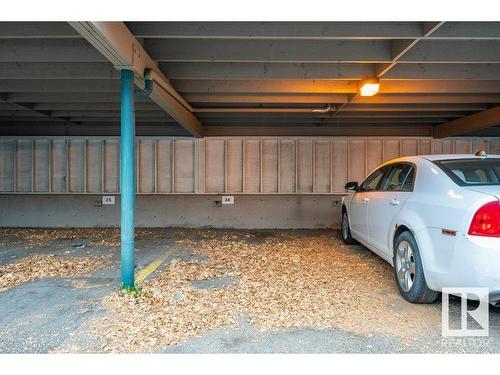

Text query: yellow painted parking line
(136, 248), (174, 283)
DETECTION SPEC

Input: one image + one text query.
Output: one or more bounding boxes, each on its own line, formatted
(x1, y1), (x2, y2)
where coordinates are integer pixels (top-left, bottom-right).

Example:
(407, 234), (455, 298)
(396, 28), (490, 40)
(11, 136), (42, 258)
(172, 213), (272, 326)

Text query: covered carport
(0, 21), (500, 353)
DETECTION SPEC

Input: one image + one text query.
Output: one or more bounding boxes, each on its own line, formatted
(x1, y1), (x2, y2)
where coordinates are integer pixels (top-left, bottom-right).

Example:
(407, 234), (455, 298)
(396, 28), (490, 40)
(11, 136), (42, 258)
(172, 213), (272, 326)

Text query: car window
(380, 164), (414, 192)
(359, 167), (386, 192)
(434, 159), (500, 186)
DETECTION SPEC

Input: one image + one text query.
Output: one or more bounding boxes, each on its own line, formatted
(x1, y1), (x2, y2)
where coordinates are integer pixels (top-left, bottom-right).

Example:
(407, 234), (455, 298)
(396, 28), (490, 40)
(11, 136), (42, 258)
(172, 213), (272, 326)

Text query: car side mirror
(345, 181), (359, 191)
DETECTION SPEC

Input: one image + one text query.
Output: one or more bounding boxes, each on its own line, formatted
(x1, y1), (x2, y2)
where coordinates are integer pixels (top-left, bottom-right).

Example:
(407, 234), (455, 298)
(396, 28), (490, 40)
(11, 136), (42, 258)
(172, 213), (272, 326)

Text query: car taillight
(468, 201), (500, 237)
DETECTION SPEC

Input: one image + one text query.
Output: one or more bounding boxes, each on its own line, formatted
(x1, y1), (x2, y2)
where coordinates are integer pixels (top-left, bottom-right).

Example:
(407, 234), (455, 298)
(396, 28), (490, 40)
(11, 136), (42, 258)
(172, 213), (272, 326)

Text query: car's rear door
(367, 163), (415, 256)
(349, 166), (387, 242)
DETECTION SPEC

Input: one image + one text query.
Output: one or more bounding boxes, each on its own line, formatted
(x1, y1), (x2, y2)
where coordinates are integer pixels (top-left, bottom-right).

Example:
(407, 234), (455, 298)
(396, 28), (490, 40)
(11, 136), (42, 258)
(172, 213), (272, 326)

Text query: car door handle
(390, 198), (400, 206)
(363, 197), (369, 204)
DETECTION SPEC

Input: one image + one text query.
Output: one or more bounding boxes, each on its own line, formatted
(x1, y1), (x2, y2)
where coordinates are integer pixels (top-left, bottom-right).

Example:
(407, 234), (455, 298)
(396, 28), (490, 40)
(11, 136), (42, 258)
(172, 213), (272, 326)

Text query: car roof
(421, 153), (500, 161)
(381, 154), (500, 165)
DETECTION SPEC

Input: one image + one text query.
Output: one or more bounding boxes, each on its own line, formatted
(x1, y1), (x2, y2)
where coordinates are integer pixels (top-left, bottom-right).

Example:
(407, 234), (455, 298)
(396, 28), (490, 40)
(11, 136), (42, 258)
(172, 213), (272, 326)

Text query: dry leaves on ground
(86, 232), (441, 353)
(91, 259), (242, 352)
(0, 253), (113, 291)
(0, 228), (174, 248)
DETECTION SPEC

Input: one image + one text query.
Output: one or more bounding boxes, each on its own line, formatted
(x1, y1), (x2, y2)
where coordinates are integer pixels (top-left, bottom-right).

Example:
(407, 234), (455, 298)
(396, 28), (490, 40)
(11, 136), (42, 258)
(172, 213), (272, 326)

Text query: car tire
(393, 231), (439, 304)
(341, 210), (358, 245)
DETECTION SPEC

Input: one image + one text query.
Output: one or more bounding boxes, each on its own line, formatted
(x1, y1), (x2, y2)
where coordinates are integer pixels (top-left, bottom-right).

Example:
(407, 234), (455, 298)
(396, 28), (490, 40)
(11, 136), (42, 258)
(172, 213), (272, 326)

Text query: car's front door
(349, 166), (387, 242)
(367, 163), (415, 256)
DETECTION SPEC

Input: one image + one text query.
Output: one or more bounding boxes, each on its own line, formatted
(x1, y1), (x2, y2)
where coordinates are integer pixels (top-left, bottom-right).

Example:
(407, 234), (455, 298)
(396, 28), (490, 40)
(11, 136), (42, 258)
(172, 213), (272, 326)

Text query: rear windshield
(434, 158), (500, 186)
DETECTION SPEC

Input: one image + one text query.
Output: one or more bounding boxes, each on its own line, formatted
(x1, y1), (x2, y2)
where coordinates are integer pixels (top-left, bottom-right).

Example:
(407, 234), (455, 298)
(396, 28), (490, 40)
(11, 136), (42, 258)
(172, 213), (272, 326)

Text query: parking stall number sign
(222, 196), (234, 205)
(103, 196), (115, 205)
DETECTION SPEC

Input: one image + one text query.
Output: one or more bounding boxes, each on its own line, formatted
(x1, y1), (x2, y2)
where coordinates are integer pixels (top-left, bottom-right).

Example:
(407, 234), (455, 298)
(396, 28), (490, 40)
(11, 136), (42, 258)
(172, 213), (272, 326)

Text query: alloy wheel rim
(395, 240), (416, 292)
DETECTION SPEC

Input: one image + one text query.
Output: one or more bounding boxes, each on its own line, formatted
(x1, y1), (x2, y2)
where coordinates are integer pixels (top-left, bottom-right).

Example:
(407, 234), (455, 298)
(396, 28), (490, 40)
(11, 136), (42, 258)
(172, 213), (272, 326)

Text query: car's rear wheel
(341, 210), (358, 245)
(393, 231), (439, 304)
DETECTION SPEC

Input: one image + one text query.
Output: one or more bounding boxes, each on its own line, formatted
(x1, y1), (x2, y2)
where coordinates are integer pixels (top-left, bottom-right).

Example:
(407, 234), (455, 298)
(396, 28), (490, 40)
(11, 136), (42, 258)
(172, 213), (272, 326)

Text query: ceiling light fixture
(358, 78), (380, 97)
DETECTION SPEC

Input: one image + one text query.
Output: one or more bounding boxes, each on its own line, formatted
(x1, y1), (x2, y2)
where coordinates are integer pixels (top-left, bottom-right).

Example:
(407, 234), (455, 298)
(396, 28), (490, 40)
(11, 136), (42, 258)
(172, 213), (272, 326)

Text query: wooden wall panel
(173, 140), (194, 193)
(138, 140), (155, 193)
(0, 140), (15, 192)
(297, 140), (313, 193)
(33, 140), (49, 192)
(204, 140), (225, 193)
(51, 140), (67, 193)
(86, 140), (102, 193)
(331, 140), (348, 192)
(314, 141), (330, 193)
(68, 140), (85, 192)
(156, 140), (173, 193)
(383, 140), (400, 162)
(366, 140), (383, 175)
(261, 140), (278, 193)
(227, 140), (243, 193)
(16, 140), (32, 192)
(104, 140), (119, 193)
(348, 140), (366, 184)
(243, 140), (260, 193)
(1, 137), (499, 195)
(400, 139), (418, 157)
(279, 140), (296, 193)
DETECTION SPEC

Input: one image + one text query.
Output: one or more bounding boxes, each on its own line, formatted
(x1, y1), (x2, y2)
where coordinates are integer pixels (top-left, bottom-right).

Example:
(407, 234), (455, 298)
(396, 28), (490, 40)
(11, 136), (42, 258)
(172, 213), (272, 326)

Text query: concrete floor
(0, 228), (498, 353)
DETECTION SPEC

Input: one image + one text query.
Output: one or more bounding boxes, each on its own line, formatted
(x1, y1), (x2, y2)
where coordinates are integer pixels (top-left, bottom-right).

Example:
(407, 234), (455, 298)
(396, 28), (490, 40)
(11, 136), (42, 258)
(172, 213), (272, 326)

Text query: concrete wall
(0, 194), (343, 229)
